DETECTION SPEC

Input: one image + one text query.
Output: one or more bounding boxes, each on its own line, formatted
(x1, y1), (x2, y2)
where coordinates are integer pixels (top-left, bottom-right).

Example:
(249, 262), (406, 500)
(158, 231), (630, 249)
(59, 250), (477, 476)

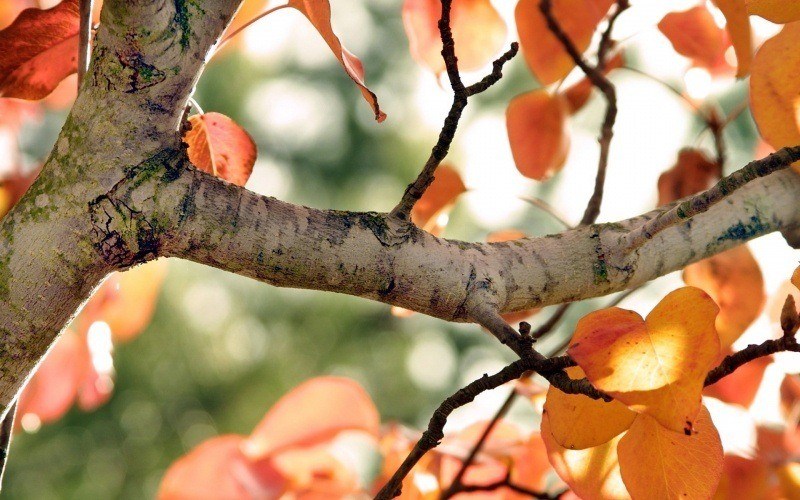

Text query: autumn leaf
(0, 0), (80, 100)
(543, 366), (636, 450)
(710, 0), (752, 77)
(746, 0), (800, 23)
(683, 245), (765, 350)
(402, 0), (507, 75)
(184, 113), (258, 186)
(410, 164), (466, 234)
(515, 0), (614, 85)
(658, 6), (728, 70)
(241, 376), (380, 460)
(562, 52), (624, 114)
(793, 266), (800, 291)
(750, 24), (800, 162)
(617, 406), (723, 499)
(287, 0), (385, 122)
(568, 287), (720, 433)
(657, 148), (720, 206)
(777, 462), (800, 499)
(506, 90), (571, 181)
(714, 455), (772, 499)
(541, 411), (630, 500)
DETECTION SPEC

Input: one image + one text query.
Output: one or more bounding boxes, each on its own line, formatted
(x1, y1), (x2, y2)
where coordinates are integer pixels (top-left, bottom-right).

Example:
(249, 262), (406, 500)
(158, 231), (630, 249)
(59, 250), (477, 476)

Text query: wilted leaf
(287, 0), (385, 122)
(0, 0), (79, 100)
(750, 24), (800, 154)
(568, 287), (720, 433)
(657, 148), (719, 206)
(683, 245), (764, 349)
(704, 355), (771, 408)
(710, 0), (752, 77)
(506, 90), (570, 181)
(158, 435), (287, 500)
(184, 113), (257, 186)
(617, 406), (723, 499)
(541, 412), (630, 500)
(747, 0), (800, 23)
(515, 0), (613, 85)
(410, 164), (466, 234)
(543, 366), (636, 450)
(658, 6), (728, 70)
(241, 376), (380, 460)
(402, 0), (507, 76)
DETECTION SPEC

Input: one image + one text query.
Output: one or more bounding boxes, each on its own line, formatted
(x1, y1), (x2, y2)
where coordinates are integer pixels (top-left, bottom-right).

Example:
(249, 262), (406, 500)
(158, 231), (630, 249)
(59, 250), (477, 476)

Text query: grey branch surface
(0, 0), (799, 419)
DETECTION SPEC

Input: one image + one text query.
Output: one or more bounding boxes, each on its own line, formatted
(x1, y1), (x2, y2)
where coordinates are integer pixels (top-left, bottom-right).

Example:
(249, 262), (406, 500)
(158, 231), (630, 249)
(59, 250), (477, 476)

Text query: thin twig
(519, 196), (572, 228)
(215, 4), (290, 51)
(531, 303), (570, 339)
(440, 390), (518, 499)
(78, 0), (93, 88)
(455, 473), (563, 499)
(625, 145), (800, 251)
(390, 0), (518, 222)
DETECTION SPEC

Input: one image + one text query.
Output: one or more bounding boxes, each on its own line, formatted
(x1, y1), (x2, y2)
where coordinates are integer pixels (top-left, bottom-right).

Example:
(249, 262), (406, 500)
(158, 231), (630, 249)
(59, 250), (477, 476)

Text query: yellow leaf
(751, 24), (800, 163)
(710, 0), (752, 77)
(568, 287), (720, 433)
(543, 366), (636, 450)
(747, 0), (800, 23)
(617, 406), (723, 499)
(541, 412), (630, 500)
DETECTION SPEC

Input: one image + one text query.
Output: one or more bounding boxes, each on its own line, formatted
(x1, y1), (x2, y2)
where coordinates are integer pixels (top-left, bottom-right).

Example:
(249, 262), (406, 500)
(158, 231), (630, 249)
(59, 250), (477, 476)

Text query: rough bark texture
(0, 0), (798, 419)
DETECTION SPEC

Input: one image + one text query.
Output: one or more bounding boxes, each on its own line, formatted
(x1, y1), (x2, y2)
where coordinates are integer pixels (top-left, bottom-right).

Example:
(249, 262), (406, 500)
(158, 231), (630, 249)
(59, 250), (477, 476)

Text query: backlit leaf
(658, 6), (728, 70)
(657, 148), (719, 206)
(543, 366), (636, 450)
(747, 0), (800, 23)
(777, 462), (800, 499)
(568, 287), (720, 433)
(750, 24), (800, 154)
(541, 412), (630, 500)
(710, 0), (752, 77)
(515, 0), (613, 85)
(402, 0), (507, 75)
(562, 52), (624, 114)
(410, 164), (466, 234)
(0, 0), (79, 100)
(683, 245), (764, 349)
(184, 113), (257, 186)
(506, 90), (570, 181)
(617, 406), (723, 499)
(241, 376), (380, 460)
(287, 0), (386, 122)
(714, 455), (772, 500)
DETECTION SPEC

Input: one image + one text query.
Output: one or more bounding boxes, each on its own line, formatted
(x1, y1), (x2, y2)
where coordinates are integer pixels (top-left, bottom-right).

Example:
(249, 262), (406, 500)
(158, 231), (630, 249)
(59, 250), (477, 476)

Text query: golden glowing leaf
(568, 287), (720, 433)
(617, 406), (723, 499)
(543, 366), (636, 450)
(710, 0), (752, 77)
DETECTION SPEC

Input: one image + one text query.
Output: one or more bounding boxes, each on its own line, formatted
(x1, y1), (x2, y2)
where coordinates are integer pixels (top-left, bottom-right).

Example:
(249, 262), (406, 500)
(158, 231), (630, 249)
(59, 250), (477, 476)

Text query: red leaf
(287, 0), (386, 122)
(184, 113), (258, 187)
(241, 376), (380, 460)
(0, 0), (80, 100)
(410, 164), (466, 234)
(402, 0), (507, 75)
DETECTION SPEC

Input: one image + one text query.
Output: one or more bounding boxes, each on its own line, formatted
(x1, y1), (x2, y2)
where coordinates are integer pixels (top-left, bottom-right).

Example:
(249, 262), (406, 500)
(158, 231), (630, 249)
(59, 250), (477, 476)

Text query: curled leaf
(658, 6), (728, 70)
(184, 113), (258, 186)
(515, 0), (613, 85)
(710, 0), (752, 77)
(506, 90), (571, 181)
(0, 0), (79, 100)
(402, 0), (507, 75)
(568, 287), (720, 433)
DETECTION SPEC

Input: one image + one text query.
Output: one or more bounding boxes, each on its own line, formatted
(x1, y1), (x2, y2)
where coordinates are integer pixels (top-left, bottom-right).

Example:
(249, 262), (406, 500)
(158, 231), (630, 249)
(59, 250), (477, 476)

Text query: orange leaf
(658, 6), (728, 70)
(184, 113), (258, 186)
(792, 266), (800, 291)
(714, 455), (772, 500)
(410, 164), (466, 233)
(657, 148), (720, 206)
(543, 367), (636, 450)
(777, 462), (800, 499)
(562, 52), (624, 114)
(568, 287), (720, 433)
(287, 0), (385, 122)
(710, 0), (752, 77)
(241, 376), (379, 460)
(617, 406), (723, 499)
(750, 24), (800, 164)
(270, 445), (358, 496)
(506, 90), (571, 181)
(515, 0), (614, 85)
(510, 432), (552, 493)
(0, 0), (79, 100)
(402, 0), (507, 75)
(683, 245), (764, 349)
(158, 435), (287, 500)
(746, 0), (800, 23)
(541, 412), (630, 500)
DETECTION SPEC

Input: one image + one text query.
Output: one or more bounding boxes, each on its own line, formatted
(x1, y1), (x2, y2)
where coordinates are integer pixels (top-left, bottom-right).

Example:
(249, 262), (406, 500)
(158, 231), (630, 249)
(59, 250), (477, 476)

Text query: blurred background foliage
(2, 0), (788, 497)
